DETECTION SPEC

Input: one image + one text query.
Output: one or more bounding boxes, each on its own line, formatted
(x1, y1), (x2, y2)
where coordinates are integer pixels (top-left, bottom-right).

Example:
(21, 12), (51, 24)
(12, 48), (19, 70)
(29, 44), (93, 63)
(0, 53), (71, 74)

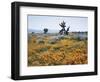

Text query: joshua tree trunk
(65, 26), (70, 35)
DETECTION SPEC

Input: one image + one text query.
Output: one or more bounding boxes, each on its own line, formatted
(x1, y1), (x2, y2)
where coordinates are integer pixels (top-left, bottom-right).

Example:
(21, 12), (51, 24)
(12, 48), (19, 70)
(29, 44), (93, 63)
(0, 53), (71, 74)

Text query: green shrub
(38, 48), (48, 52)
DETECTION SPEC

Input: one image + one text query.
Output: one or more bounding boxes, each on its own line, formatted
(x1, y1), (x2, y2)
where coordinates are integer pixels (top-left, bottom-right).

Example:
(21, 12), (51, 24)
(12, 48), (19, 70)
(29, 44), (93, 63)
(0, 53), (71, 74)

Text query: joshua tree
(44, 28), (48, 34)
(59, 21), (70, 35)
(59, 21), (66, 35)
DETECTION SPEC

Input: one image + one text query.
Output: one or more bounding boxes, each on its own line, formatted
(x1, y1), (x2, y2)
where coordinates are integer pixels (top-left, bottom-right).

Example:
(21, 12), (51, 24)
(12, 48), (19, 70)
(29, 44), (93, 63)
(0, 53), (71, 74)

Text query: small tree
(31, 32), (34, 34)
(44, 28), (48, 34)
(59, 21), (66, 35)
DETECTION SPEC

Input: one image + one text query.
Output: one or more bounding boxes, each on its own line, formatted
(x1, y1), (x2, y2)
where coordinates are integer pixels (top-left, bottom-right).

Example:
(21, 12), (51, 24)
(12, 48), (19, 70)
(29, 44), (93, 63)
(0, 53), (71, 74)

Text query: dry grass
(28, 34), (88, 66)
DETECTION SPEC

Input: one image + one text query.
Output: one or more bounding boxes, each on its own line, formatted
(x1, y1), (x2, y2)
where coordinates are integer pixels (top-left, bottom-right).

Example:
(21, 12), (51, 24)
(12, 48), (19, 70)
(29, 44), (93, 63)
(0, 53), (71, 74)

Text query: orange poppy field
(28, 32), (87, 66)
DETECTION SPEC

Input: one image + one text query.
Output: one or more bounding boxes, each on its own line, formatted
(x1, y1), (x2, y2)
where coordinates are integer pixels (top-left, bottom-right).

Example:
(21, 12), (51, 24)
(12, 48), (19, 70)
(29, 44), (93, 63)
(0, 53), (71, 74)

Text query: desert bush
(38, 48), (48, 52)
(53, 46), (61, 51)
(36, 39), (45, 44)
(75, 36), (82, 41)
(48, 39), (57, 44)
(59, 36), (67, 40)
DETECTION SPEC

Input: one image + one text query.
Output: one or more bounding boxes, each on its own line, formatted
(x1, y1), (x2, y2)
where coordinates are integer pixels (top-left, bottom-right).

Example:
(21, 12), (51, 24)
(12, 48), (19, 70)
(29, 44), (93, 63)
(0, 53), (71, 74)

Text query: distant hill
(28, 29), (43, 33)
(28, 29), (59, 33)
(28, 29), (87, 33)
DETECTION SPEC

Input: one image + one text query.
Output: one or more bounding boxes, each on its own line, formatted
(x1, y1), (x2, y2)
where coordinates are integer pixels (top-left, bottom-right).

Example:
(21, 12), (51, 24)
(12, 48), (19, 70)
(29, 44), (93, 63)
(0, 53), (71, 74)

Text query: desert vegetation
(28, 20), (88, 66)
(28, 32), (87, 66)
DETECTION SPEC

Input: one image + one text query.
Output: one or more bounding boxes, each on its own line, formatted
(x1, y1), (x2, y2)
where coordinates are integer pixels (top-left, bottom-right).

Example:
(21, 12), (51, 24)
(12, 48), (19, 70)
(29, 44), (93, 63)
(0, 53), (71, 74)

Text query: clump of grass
(75, 37), (82, 41)
(53, 47), (61, 51)
(39, 41), (45, 44)
(38, 48), (48, 52)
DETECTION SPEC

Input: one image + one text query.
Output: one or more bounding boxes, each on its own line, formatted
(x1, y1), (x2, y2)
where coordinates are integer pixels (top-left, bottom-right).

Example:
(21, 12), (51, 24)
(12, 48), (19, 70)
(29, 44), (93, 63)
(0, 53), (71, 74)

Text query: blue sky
(28, 15), (88, 32)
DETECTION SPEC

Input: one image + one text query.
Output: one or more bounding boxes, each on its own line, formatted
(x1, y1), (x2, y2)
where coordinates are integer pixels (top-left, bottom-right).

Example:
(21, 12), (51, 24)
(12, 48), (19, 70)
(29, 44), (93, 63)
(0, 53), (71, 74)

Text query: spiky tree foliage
(59, 21), (66, 29)
(44, 28), (48, 34)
